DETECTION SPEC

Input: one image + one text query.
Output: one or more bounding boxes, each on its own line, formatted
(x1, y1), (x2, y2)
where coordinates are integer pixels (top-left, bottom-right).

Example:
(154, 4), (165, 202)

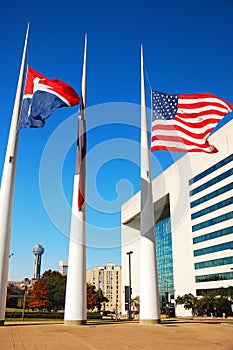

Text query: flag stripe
(152, 118), (220, 132)
(179, 94), (233, 109)
(151, 143), (217, 153)
(151, 90), (233, 153)
(152, 134), (212, 147)
(152, 125), (214, 141)
(177, 105), (229, 114)
(175, 114), (222, 123)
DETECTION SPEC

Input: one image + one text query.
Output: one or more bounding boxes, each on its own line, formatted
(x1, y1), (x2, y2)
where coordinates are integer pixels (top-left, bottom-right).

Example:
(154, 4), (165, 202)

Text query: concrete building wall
(86, 262), (122, 313)
(58, 260), (68, 275)
(121, 120), (233, 316)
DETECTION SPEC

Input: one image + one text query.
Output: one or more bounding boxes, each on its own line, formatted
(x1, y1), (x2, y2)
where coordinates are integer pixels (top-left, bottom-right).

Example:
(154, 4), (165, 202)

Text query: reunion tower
(32, 244), (44, 279)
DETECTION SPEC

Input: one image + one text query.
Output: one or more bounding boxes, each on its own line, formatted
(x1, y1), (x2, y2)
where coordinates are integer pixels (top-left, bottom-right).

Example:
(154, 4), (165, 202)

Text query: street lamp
(126, 251), (133, 321)
(20, 278), (33, 321)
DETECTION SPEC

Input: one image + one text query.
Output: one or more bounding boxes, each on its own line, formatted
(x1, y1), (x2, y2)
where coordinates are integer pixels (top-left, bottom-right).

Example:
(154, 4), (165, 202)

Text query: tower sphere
(32, 244), (44, 256)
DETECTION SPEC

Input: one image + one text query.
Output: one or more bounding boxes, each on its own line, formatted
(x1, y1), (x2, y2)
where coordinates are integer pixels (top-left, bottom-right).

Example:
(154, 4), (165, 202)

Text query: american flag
(151, 90), (233, 153)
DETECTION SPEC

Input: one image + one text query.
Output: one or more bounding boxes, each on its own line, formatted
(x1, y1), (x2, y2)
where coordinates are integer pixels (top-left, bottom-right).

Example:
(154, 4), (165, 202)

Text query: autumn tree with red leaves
(28, 280), (49, 310)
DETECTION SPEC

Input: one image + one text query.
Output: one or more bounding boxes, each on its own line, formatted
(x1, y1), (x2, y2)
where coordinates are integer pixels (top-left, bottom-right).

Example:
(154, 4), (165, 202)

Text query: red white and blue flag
(151, 91), (233, 153)
(19, 66), (80, 128)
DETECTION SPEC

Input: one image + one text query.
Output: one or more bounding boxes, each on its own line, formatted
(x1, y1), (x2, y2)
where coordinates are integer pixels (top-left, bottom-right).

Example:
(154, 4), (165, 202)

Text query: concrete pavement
(0, 319), (232, 350)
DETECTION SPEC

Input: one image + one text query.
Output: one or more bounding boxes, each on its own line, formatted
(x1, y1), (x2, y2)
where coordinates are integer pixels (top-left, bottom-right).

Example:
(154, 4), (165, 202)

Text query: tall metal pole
(0, 24), (29, 326)
(64, 34), (87, 325)
(126, 251), (133, 320)
(140, 45), (160, 324)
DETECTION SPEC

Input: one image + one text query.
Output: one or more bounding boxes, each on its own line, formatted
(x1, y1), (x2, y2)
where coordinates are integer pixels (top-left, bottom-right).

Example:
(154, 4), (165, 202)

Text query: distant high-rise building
(86, 262), (122, 313)
(58, 260), (68, 275)
(32, 244), (44, 279)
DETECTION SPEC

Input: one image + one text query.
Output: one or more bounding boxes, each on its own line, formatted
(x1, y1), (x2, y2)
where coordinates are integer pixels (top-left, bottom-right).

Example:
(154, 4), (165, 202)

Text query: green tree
(213, 296), (232, 317)
(218, 286), (233, 299)
(28, 280), (49, 310)
(41, 270), (66, 311)
(196, 294), (215, 316)
(176, 288), (233, 317)
(175, 293), (197, 315)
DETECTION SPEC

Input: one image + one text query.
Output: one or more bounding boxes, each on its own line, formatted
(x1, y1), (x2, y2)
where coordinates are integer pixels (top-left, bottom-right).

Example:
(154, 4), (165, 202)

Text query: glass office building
(121, 119), (233, 316)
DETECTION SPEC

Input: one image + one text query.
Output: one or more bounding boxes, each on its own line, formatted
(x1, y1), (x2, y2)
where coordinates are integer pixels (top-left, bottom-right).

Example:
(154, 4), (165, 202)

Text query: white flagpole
(64, 34), (87, 325)
(140, 45), (160, 324)
(0, 24), (29, 326)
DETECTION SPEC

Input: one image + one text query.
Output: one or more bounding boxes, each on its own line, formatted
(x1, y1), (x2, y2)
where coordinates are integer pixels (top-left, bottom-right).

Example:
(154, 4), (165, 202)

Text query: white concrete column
(140, 45), (160, 324)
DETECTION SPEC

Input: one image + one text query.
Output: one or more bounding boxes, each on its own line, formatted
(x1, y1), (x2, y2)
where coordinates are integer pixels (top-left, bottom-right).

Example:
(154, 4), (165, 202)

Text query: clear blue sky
(0, 0), (232, 281)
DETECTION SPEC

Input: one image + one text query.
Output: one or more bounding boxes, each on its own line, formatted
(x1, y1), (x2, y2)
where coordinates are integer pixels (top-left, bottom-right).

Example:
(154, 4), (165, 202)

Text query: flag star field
(152, 92), (178, 120)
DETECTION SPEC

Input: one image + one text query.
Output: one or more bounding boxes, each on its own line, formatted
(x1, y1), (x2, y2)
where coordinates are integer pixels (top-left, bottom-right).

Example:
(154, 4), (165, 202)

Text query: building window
(189, 154), (233, 185)
(191, 183), (233, 208)
(194, 257), (233, 269)
(196, 288), (230, 296)
(191, 197), (233, 220)
(194, 241), (233, 256)
(195, 272), (233, 283)
(190, 168), (233, 197)
(192, 212), (233, 232)
(193, 226), (233, 244)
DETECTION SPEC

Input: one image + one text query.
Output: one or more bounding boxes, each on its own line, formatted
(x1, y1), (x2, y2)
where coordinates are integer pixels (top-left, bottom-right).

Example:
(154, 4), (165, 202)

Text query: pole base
(140, 319), (161, 325)
(0, 320), (5, 326)
(64, 320), (86, 326)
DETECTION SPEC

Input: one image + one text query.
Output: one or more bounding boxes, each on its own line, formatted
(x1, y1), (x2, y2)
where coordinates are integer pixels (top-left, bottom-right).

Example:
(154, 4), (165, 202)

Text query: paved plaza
(0, 319), (232, 350)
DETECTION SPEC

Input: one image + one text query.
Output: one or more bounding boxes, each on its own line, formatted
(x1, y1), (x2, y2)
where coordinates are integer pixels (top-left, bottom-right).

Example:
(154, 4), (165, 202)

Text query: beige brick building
(86, 262), (122, 313)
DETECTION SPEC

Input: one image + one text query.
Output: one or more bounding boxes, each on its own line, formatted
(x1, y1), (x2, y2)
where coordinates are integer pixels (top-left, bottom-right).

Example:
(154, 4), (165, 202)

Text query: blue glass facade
(155, 217), (174, 306)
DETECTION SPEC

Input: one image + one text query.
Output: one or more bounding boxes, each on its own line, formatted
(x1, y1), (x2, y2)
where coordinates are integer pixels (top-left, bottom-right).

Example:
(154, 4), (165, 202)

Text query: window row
(190, 169), (233, 197)
(194, 241), (233, 256)
(193, 226), (233, 244)
(192, 212), (233, 232)
(194, 256), (233, 269)
(189, 154), (233, 185)
(190, 183), (233, 208)
(191, 197), (233, 220)
(195, 272), (233, 283)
